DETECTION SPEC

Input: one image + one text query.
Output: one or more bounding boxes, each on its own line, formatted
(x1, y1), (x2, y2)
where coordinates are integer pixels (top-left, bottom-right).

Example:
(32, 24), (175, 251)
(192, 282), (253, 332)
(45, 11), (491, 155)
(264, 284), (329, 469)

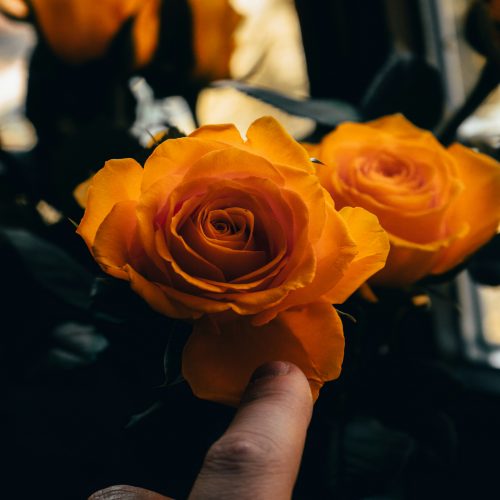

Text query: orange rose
(1, 0), (241, 76)
(1, 0), (161, 68)
(188, 0), (241, 80)
(73, 176), (92, 208)
(77, 116), (389, 405)
(489, 0), (500, 22)
(314, 114), (500, 287)
(0, 0), (28, 17)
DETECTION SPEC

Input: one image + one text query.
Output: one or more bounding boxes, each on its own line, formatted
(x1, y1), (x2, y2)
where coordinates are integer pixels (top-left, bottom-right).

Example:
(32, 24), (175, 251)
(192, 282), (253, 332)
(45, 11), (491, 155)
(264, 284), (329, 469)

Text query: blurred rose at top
(0, 0), (313, 151)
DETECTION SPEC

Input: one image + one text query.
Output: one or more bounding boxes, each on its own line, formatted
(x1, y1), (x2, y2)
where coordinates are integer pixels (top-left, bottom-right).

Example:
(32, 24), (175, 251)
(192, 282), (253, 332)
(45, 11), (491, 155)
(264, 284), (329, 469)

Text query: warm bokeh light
(197, 0), (314, 139)
(0, 12), (35, 150)
(478, 284), (500, 345)
(0, 0), (29, 18)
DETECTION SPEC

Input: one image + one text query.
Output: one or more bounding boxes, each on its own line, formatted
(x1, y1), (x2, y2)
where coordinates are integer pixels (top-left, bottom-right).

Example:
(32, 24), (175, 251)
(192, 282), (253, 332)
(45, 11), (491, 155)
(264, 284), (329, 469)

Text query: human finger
(188, 361), (313, 500)
(88, 484), (172, 499)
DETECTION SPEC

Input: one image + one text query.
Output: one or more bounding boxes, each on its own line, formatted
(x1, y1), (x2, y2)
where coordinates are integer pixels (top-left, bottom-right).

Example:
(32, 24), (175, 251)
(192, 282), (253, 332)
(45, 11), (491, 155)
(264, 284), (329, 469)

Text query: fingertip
(243, 361), (314, 418)
(190, 362), (314, 499)
(249, 360), (291, 382)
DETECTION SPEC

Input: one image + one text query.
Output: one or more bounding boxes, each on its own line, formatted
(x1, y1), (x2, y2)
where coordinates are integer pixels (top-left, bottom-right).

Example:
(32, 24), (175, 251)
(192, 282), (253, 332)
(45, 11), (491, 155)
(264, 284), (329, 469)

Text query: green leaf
(46, 321), (109, 369)
(0, 227), (94, 310)
(162, 325), (191, 388)
(125, 400), (164, 429)
(211, 80), (361, 126)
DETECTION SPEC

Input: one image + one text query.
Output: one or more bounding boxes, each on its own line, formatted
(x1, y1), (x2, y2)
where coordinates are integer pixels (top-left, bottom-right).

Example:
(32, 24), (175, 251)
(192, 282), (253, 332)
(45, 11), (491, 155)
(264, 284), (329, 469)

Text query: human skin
(89, 361), (313, 500)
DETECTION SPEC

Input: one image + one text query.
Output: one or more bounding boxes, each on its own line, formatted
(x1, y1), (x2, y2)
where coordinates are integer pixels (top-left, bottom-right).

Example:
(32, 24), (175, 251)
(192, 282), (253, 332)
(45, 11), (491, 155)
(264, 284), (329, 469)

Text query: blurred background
(1, 0), (499, 147)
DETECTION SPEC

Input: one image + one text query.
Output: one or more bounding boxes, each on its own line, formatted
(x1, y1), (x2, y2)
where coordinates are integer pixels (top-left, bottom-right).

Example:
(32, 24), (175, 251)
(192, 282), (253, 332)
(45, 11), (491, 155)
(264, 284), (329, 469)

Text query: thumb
(188, 361), (313, 500)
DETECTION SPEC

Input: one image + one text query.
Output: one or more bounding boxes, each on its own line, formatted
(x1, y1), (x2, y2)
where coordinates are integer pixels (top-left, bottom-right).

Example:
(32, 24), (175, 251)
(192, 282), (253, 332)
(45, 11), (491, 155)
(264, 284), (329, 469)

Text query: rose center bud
(175, 202), (271, 283)
(378, 161), (403, 178)
(212, 219), (233, 234)
(204, 208), (250, 242)
(367, 153), (408, 179)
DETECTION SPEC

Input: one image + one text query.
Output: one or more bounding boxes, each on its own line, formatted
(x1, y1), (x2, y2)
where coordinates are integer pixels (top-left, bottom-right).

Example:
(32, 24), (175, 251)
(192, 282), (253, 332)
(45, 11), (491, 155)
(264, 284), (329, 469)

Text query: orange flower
(314, 114), (500, 287)
(73, 176), (92, 208)
(1, 0), (241, 76)
(0, 0), (28, 17)
(489, 0), (500, 22)
(77, 116), (389, 405)
(188, 0), (241, 80)
(1, 0), (161, 68)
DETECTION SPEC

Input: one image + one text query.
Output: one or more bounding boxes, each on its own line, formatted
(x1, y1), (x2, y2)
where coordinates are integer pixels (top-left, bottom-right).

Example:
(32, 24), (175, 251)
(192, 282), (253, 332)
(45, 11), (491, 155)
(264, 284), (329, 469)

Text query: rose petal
(202, 208), (255, 250)
(219, 188), (318, 316)
(77, 158), (143, 249)
(214, 281), (293, 315)
(182, 216), (268, 281)
(189, 0), (241, 79)
(156, 281), (237, 314)
(366, 114), (442, 147)
(189, 122), (244, 145)
(136, 174), (188, 274)
(156, 228), (227, 292)
(73, 176), (92, 209)
(92, 200), (138, 280)
(246, 116), (314, 173)
(325, 206), (390, 303)
(279, 165), (328, 242)
(164, 179), (290, 286)
(431, 144), (500, 274)
(182, 301), (344, 405)
(30, 0), (160, 66)
(142, 137), (227, 192)
(124, 264), (199, 319)
(301, 142), (320, 159)
(253, 199), (358, 324)
(183, 147), (285, 186)
(317, 124), (464, 245)
(368, 229), (468, 286)
(132, 0), (161, 68)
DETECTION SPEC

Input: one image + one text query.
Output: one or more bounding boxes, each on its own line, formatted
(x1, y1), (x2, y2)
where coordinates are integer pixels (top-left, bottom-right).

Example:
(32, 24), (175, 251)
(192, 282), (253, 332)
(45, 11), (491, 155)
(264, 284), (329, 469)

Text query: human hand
(89, 361), (313, 499)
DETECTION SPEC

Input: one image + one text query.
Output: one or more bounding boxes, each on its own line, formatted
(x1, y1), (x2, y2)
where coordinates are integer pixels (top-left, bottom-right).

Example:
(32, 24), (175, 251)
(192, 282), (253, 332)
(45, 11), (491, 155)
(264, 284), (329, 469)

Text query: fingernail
(250, 361), (291, 382)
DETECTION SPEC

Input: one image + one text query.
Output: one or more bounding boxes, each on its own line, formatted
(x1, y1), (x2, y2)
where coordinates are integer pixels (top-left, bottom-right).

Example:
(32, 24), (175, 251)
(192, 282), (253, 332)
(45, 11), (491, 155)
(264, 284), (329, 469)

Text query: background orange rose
(315, 114), (500, 287)
(489, 0), (500, 21)
(77, 116), (389, 405)
(0, 0), (241, 73)
(22, 0), (161, 67)
(188, 0), (241, 80)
